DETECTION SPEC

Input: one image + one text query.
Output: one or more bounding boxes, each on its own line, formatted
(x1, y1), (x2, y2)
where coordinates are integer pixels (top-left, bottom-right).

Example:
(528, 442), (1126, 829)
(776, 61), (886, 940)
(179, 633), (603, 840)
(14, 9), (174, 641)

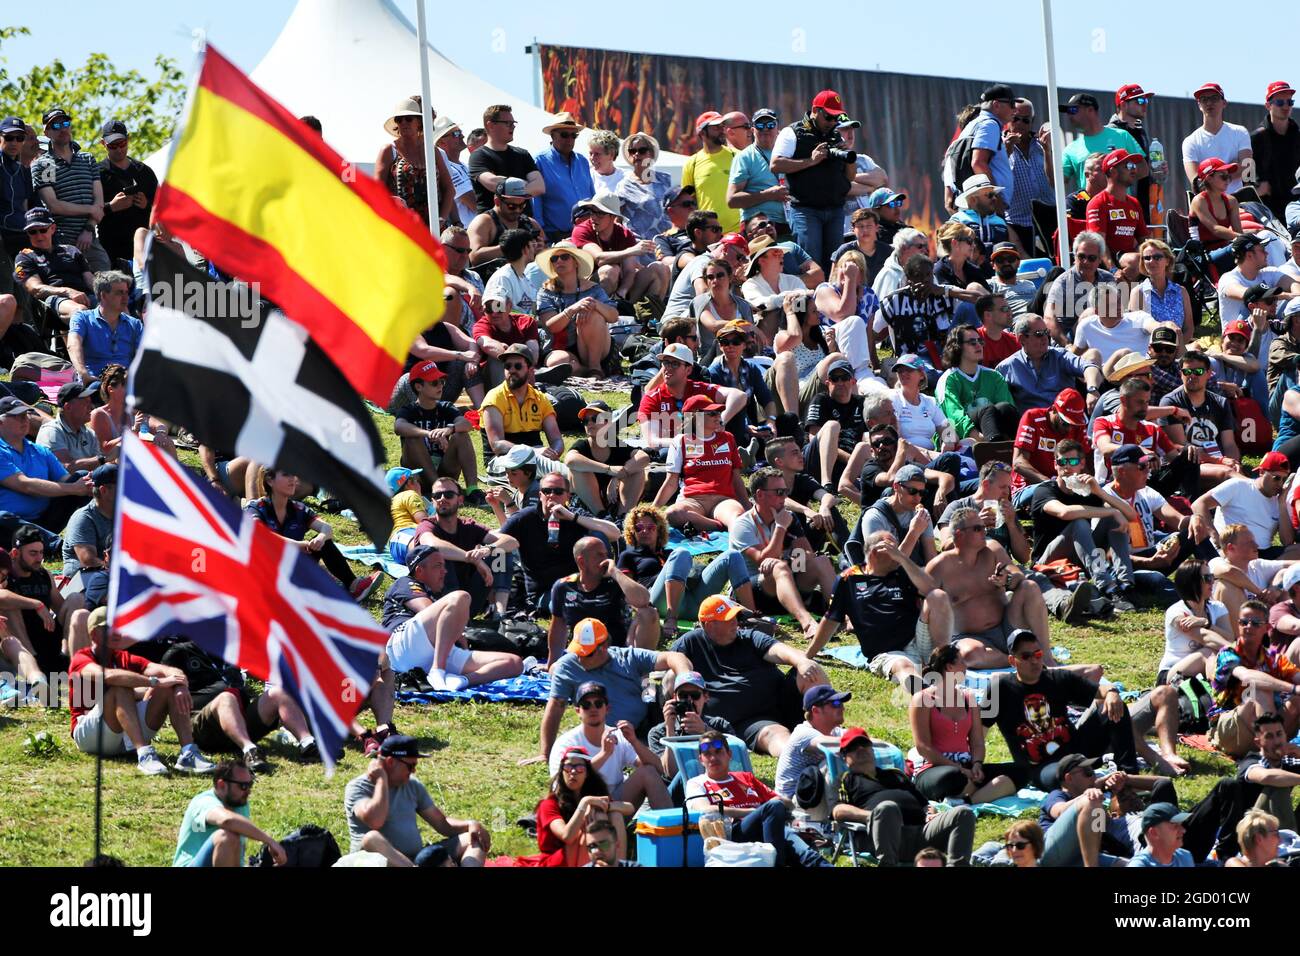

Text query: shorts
(954, 619), (1015, 654)
(764, 363), (824, 419)
(736, 717), (782, 751)
(388, 527), (417, 564)
(191, 689), (280, 754)
(385, 618), (472, 675)
(72, 700), (156, 755)
(1210, 704), (1256, 757)
(867, 618), (933, 679)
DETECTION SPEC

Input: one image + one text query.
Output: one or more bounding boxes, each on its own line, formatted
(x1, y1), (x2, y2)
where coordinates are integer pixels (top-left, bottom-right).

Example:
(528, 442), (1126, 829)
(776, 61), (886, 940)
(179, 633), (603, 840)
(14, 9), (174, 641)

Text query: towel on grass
(396, 672), (551, 705)
(932, 788), (1050, 819)
(337, 544), (407, 579)
(665, 529), (730, 555)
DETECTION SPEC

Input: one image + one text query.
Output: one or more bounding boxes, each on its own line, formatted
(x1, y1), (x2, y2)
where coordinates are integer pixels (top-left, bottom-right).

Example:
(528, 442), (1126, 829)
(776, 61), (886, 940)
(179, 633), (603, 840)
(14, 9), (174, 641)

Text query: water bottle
(547, 515), (561, 547)
(1147, 138), (1166, 179)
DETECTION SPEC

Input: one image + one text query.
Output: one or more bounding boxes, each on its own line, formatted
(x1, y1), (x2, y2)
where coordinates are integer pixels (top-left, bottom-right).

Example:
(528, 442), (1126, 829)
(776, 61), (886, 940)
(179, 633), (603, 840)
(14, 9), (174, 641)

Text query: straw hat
(1103, 349), (1155, 383)
(535, 242), (595, 282)
(542, 111), (585, 136)
(384, 96), (423, 137)
(431, 115), (461, 143)
(745, 234), (790, 276)
(620, 131), (662, 166)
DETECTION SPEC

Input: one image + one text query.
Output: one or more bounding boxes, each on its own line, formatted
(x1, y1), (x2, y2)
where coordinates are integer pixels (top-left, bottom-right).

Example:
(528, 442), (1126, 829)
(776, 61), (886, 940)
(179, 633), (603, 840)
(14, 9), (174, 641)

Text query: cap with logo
(378, 735), (433, 759)
(826, 359), (854, 378)
(57, 379), (99, 405)
(694, 111), (724, 133)
(810, 90), (846, 116)
(1194, 82), (1225, 100)
(752, 108), (778, 124)
(577, 400), (610, 422)
(1231, 234), (1264, 258)
(659, 342), (695, 365)
(501, 342), (535, 365)
(1267, 81), (1296, 101)
(893, 353), (924, 371)
(100, 120), (128, 144)
(1111, 444), (1152, 467)
(1150, 326), (1180, 347)
(1243, 282), (1283, 307)
(0, 396), (32, 417)
(1052, 388), (1087, 426)
(1102, 148), (1143, 174)
(1223, 318), (1252, 339)
(990, 241), (1020, 260)
(698, 594), (744, 623)
(717, 233), (750, 256)
(575, 680), (607, 702)
(802, 684), (851, 711)
(1198, 157), (1239, 179)
(673, 670), (707, 692)
(406, 544), (439, 571)
(681, 394), (724, 414)
(0, 116), (24, 135)
(1115, 83), (1152, 106)
(408, 360), (446, 383)
(865, 187), (907, 208)
(568, 618), (610, 657)
(42, 108), (70, 127)
(386, 466), (422, 494)
(23, 207), (54, 231)
(495, 177), (528, 198)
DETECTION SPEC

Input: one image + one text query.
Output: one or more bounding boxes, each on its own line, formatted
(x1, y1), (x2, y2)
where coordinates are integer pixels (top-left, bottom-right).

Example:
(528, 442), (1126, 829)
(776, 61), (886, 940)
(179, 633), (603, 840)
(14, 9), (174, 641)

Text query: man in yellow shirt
(682, 112), (739, 234)
(479, 344), (570, 481)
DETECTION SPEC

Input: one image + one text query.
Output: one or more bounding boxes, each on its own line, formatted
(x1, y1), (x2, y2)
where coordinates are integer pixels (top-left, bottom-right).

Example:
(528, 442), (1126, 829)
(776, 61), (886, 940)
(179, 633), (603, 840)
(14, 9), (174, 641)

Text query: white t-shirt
(444, 155), (477, 228)
(1181, 123), (1252, 193)
(1073, 313), (1153, 354)
(665, 253), (714, 319)
(1101, 481), (1167, 548)
(892, 388), (948, 450)
(741, 272), (805, 313)
(771, 126), (798, 162)
(1217, 266), (1291, 331)
(834, 314), (887, 393)
(1208, 556), (1289, 596)
(871, 255), (905, 303)
(594, 168), (625, 194)
(483, 263), (540, 316)
(774, 721), (842, 798)
(1160, 599), (1228, 674)
(1211, 476), (1279, 550)
(548, 724), (639, 792)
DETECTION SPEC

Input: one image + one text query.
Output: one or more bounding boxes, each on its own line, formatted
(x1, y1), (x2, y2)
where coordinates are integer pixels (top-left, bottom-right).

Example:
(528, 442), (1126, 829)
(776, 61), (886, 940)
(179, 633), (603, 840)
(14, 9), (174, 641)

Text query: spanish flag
(155, 46), (446, 403)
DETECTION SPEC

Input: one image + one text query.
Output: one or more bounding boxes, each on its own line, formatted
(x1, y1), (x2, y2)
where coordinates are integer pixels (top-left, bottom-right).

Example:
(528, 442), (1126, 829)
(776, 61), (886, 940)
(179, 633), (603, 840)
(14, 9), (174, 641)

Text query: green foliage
(0, 25), (185, 159)
(22, 730), (58, 759)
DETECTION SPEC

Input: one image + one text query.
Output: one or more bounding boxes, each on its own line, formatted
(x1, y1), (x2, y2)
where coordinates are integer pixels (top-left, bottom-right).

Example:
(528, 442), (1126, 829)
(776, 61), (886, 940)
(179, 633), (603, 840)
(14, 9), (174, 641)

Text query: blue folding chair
(663, 735), (751, 805)
(817, 740), (905, 866)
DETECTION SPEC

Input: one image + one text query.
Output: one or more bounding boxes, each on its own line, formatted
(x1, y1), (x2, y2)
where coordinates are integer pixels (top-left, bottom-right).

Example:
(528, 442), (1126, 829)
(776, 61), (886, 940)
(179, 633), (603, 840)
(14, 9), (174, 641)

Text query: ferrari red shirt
(1091, 413), (1175, 481)
(1085, 190), (1147, 258)
(638, 380), (722, 440)
(1013, 408), (1091, 491)
(666, 429), (741, 499)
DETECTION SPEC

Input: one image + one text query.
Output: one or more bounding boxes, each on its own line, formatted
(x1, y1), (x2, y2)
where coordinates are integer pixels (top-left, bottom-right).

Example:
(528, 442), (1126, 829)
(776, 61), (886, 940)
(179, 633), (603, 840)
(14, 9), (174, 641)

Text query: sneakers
(1105, 586), (1137, 613)
(137, 747), (169, 776)
(397, 667), (435, 694)
(241, 745), (271, 774)
(175, 744), (216, 774)
(349, 570), (383, 602)
(299, 739), (320, 762)
(1056, 581), (1100, 624)
(533, 363), (572, 386)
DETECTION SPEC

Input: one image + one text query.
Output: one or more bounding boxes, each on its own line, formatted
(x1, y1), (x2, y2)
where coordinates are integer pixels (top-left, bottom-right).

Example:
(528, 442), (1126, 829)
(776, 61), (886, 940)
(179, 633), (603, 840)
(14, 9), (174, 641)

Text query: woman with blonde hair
(1225, 809), (1283, 867)
(586, 129), (625, 194)
(1129, 238), (1193, 342)
(815, 248), (886, 392)
(616, 132), (673, 239)
(534, 243), (618, 376)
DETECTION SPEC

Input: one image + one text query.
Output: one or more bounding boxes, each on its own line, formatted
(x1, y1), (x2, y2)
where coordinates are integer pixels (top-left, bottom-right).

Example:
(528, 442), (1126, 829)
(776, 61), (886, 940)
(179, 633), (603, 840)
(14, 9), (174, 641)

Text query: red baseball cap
(1224, 318), (1252, 338)
(1115, 83), (1152, 107)
(717, 232), (750, 255)
(1101, 148), (1143, 174)
(1267, 81), (1296, 101)
(1198, 157), (1239, 179)
(695, 110), (724, 133)
(1194, 82), (1225, 100)
(1052, 388), (1087, 426)
(1260, 451), (1291, 473)
(409, 360), (446, 383)
(811, 90), (846, 116)
(681, 394), (724, 414)
(839, 727), (872, 753)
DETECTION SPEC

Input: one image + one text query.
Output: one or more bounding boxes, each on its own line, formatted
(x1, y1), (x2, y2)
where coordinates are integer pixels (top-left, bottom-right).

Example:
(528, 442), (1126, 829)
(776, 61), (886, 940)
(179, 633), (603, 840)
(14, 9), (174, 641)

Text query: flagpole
(415, 0), (439, 237)
(1041, 0), (1070, 268)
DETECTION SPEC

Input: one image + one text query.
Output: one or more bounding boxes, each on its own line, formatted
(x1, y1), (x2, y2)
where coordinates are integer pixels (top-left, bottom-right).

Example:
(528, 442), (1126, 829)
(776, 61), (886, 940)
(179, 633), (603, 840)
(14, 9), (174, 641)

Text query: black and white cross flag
(131, 239), (394, 545)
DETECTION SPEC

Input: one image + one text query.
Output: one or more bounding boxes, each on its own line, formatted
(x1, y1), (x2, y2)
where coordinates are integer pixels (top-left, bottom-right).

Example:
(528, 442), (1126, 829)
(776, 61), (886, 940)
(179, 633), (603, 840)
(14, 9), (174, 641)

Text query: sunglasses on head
(579, 697), (607, 710)
(754, 120), (778, 130)
(699, 739), (728, 753)
(431, 490), (459, 500)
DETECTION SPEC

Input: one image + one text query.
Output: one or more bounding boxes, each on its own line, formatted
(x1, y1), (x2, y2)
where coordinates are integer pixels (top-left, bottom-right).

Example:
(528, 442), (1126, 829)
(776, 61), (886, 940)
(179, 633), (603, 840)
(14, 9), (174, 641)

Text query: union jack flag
(107, 432), (389, 773)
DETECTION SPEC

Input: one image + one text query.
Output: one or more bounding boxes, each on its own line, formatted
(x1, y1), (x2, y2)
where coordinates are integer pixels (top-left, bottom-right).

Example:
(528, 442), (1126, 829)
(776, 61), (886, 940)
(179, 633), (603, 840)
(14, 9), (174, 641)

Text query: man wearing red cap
(1010, 387), (1091, 501)
(682, 111), (738, 233)
(1086, 150), (1148, 263)
(1251, 82), (1300, 222)
(653, 393), (748, 534)
(1193, 452), (1300, 559)
(1108, 84), (1164, 223)
(1181, 83), (1252, 195)
(393, 361), (479, 499)
(770, 90), (859, 272)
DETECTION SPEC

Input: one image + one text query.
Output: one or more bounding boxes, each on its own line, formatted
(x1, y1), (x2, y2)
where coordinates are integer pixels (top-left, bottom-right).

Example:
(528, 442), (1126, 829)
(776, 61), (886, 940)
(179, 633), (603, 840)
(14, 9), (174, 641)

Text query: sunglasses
(829, 373), (853, 383)
(628, 146), (653, 156)
(677, 691), (702, 702)
(699, 739), (728, 753)
(899, 484), (926, 496)
(1005, 840), (1032, 851)
(562, 761), (588, 772)
(1075, 253), (1099, 262)
(540, 487), (568, 496)
(963, 338), (984, 347)
(586, 837), (615, 851)
(720, 337), (745, 347)
(1010, 115), (1032, 124)
(672, 199), (698, 209)
(47, 120), (72, 129)
(431, 490), (459, 500)
(445, 244), (471, 255)
(1141, 253), (1166, 261)
(578, 697), (608, 710)
(503, 361), (529, 372)
(2, 134), (25, 143)
(1016, 649), (1044, 661)
(550, 252), (573, 263)
(1062, 106), (1081, 115)
(870, 438), (897, 450)
(490, 118), (518, 127)
(221, 776), (254, 791)
(700, 224), (723, 233)
(1056, 457), (1082, 466)
(1239, 618), (1268, 628)
(1132, 97), (1151, 105)
(1181, 367), (1208, 377)
(553, 131), (578, 139)
(754, 120), (778, 130)
(884, 200), (905, 209)
(500, 199), (529, 212)
(106, 138), (128, 147)
(1023, 329), (1050, 338)
(762, 487), (789, 497)
(1272, 98), (1296, 107)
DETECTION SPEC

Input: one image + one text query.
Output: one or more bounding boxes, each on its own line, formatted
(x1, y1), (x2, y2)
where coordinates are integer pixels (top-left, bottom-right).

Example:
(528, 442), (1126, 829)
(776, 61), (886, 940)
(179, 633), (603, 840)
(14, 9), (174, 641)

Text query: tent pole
(531, 37), (542, 109)
(1041, 0), (1070, 268)
(415, 0), (440, 237)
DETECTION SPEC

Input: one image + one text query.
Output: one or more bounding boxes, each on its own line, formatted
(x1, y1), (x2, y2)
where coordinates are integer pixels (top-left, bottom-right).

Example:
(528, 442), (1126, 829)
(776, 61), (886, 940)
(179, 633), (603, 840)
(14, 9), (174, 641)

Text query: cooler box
(635, 807), (705, 867)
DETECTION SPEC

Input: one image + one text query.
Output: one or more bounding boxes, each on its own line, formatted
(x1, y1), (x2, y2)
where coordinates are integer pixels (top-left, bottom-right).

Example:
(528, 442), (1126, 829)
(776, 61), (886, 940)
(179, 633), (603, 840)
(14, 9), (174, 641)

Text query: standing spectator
(433, 116), (477, 230)
(1253, 82), (1300, 223)
(1108, 84), (1162, 223)
(837, 120), (891, 233)
(583, 129), (624, 195)
(1086, 150), (1148, 264)
(727, 107), (789, 234)
(375, 97), (453, 228)
(950, 84), (1017, 214)
(721, 111), (753, 151)
(95, 121), (157, 265)
(1059, 94), (1147, 196)
(467, 104), (543, 213)
(681, 112), (738, 234)
(615, 133), (673, 240)
(0, 116), (33, 264)
(30, 108), (109, 272)
(532, 112), (592, 243)
(465, 128), (486, 153)
(770, 90), (858, 271)
(1182, 83), (1253, 195)
(950, 175), (1012, 255)
(1005, 98), (1055, 252)
(67, 271), (142, 381)
(12, 205), (94, 324)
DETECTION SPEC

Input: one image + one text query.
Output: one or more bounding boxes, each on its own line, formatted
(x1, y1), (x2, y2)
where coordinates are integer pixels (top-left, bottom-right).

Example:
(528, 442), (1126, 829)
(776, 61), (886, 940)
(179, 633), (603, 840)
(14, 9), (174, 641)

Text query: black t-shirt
(412, 516), (491, 579)
(97, 157), (158, 261)
(1160, 386), (1236, 455)
(616, 544), (667, 590)
(1235, 750), (1300, 799)
(788, 471), (827, 508)
(160, 640), (242, 711)
(549, 574), (628, 645)
(13, 243), (91, 291)
(9, 567), (61, 671)
(466, 145), (539, 212)
(984, 669), (1098, 765)
(838, 768), (926, 824)
(380, 574), (436, 631)
(806, 393), (866, 452)
(394, 400), (460, 432)
(670, 627), (784, 727)
(568, 437), (634, 497)
(825, 567), (921, 657)
(878, 286), (955, 356)
(1029, 481), (1101, 560)
(856, 457), (892, 508)
(500, 503), (605, 606)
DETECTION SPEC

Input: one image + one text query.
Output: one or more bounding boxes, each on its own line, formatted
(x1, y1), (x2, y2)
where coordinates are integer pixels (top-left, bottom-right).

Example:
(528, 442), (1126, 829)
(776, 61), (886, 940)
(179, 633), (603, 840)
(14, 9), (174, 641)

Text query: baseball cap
(752, 108), (778, 123)
(717, 233), (750, 256)
(88, 606), (110, 632)
(41, 108), (70, 127)
(577, 400), (610, 422)
(893, 354), (925, 371)
(386, 466), (422, 494)
(694, 110), (724, 133)
(718, 319), (754, 338)
(1243, 282), (1283, 307)
(662, 184), (695, 209)
(698, 594), (744, 623)
(1141, 802), (1190, 830)
(802, 684), (851, 711)
(980, 83), (1015, 103)
(0, 396), (32, 417)
(1224, 318), (1252, 338)
(1283, 565), (1300, 593)
(1102, 148), (1143, 174)
(1115, 83), (1152, 106)
(568, 618), (609, 657)
(1057, 753), (1100, 776)
(501, 342), (535, 366)
(673, 670), (707, 692)
(91, 463), (118, 487)
(1198, 157), (1239, 179)
(1232, 234), (1265, 258)
(1008, 628), (1040, 651)
(495, 177), (528, 198)
(0, 116), (24, 135)
(1052, 388), (1087, 426)
(1267, 81), (1296, 100)
(408, 360), (446, 383)
(377, 735), (432, 759)
(826, 359), (855, 378)
(1111, 444), (1151, 467)
(499, 445), (537, 470)
(23, 207), (54, 231)
(660, 342), (695, 365)
(865, 187), (907, 208)
(99, 119), (128, 144)
(1150, 326), (1180, 347)
(406, 544), (439, 571)
(57, 379), (99, 405)
(681, 394), (724, 414)
(575, 680), (608, 703)
(839, 727), (872, 753)
(810, 90), (846, 116)
(990, 241), (1020, 260)
(1193, 82), (1225, 100)
(1259, 451), (1291, 473)
(894, 464), (926, 485)
(836, 116), (861, 130)
(1060, 93), (1100, 111)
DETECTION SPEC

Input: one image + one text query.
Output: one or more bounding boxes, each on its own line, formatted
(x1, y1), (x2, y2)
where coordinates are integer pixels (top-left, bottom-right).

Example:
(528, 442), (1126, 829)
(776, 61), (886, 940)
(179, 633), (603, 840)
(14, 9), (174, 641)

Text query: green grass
(0, 380), (1238, 865)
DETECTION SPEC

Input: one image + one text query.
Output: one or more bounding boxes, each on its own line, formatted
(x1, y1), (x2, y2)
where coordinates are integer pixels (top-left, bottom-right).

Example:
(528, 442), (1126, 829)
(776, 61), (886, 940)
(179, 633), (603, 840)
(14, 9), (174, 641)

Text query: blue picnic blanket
(396, 672), (551, 705)
(338, 544), (407, 579)
(932, 788), (1050, 819)
(665, 529), (729, 555)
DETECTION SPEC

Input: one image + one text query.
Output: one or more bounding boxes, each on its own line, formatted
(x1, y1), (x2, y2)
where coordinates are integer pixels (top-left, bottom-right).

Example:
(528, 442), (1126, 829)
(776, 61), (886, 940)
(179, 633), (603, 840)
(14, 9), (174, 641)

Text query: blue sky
(1, 1), (1287, 110)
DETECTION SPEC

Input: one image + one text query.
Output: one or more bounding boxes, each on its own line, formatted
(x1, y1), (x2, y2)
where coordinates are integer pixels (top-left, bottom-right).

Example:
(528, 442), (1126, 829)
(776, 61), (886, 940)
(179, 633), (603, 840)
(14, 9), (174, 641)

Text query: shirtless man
(926, 506), (1058, 669)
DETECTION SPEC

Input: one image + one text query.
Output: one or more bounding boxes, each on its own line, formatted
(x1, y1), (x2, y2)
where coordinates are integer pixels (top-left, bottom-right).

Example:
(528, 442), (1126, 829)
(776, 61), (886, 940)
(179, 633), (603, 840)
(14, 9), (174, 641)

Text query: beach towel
(666, 529), (730, 555)
(396, 672), (551, 705)
(337, 544), (407, 579)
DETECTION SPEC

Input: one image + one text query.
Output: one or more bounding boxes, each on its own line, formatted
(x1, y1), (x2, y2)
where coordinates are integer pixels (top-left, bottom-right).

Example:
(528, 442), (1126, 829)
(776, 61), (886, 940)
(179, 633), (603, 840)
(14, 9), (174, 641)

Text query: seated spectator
(534, 747), (634, 868)
(172, 759), (285, 868)
(564, 400), (649, 518)
(582, 818), (640, 867)
(708, 319), (778, 444)
(1224, 809), (1283, 868)
(1209, 599), (1300, 757)
(813, 250), (887, 393)
(806, 359), (868, 487)
(839, 418), (957, 509)
(1043, 231), (1114, 349)
(1192, 452), (1299, 559)
(663, 231), (749, 321)
(1104, 444), (1194, 595)
(1129, 239), (1193, 342)
(997, 314), (1104, 415)
(653, 185), (699, 263)
(479, 344), (568, 478)
(809, 530), (953, 690)
(637, 342), (745, 453)
(615, 132), (673, 241)
(345, 735), (489, 867)
(772, 683), (850, 798)
(831, 726), (976, 866)
(413, 476), (516, 619)
(1146, 326), (1183, 404)
(847, 465), (938, 568)
(387, 289), (485, 412)
(1162, 349), (1244, 490)
(572, 192), (667, 303)
(691, 257), (753, 358)
(535, 243), (619, 376)
(875, 255), (955, 381)
(392, 361), (480, 502)
(1003, 820), (1044, 867)
(536, 617), (691, 764)
(1038, 754), (1135, 867)
(1210, 523), (1294, 624)
(1010, 388), (1091, 504)
(928, 505), (1056, 668)
(246, 468), (381, 601)
(645, 670), (738, 777)
(617, 505), (754, 636)
(935, 325), (1019, 442)
(1093, 378), (1197, 497)
(68, 605), (215, 775)
(0, 551), (51, 700)
(1075, 291), (1157, 361)
(386, 467), (428, 544)
(768, 287), (841, 419)
(1236, 712), (1300, 839)
(1210, 318), (1264, 405)
(6, 524), (86, 676)
(653, 394), (749, 534)
(740, 212), (824, 288)
(908, 645), (1017, 803)
(765, 436), (846, 551)
(90, 363), (174, 459)
(382, 546), (521, 692)
(482, 229), (542, 319)
(986, 243), (1038, 317)
(67, 271), (142, 381)
(1160, 560), (1233, 687)
(546, 680), (671, 810)
(467, 179), (543, 268)
(983, 629), (1138, 790)
(829, 208), (890, 283)
(871, 224), (926, 303)
(548, 535), (657, 662)
(472, 297), (541, 391)
(949, 174), (1012, 258)
(0, 395), (93, 541)
(1127, 803), (1194, 868)
(37, 380), (104, 473)
(60, 462), (116, 598)
(12, 205), (94, 323)
(730, 468), (836, 642)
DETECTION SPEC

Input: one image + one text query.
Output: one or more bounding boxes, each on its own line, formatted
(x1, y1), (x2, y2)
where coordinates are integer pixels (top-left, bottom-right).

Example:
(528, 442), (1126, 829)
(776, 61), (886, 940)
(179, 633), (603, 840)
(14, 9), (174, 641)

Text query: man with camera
(770, 90), (859, 273)
(646, 670), (738, 777)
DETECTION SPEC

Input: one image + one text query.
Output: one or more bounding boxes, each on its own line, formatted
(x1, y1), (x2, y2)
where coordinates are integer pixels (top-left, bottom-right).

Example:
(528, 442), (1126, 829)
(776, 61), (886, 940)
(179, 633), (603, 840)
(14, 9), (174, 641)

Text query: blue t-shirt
(968, 111), (1015, 208)
(1275, 384), (1300, 450)
(548, 645), (660, 727)
(0, 437), (70, 520)
(729, 145), (785, 223)
(708, 356), (773, 436)
(1127, 847), (1194, 867)
(68, 308), (144, 377)
(244, 497), (316, 541)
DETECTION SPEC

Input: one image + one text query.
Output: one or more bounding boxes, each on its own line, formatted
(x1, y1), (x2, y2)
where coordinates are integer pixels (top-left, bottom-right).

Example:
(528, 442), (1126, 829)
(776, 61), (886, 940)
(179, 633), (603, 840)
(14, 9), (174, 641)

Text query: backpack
(941, 122), (979, 202)
(465, 619), (548, 659)
(1174, 674), (1216, 735)
(250, 824), (341, 867)
(538, 384), (584, 431)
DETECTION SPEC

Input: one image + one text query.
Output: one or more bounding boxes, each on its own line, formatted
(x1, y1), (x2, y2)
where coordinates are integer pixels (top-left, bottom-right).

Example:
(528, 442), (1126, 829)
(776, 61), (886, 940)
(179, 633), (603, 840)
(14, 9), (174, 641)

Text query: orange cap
(567, 618), (609, 657)
(698, 595), (744, 623)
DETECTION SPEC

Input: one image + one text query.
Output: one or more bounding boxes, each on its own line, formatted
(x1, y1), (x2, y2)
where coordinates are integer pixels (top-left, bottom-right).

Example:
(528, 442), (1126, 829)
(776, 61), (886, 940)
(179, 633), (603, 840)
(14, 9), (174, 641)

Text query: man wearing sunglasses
(1043, 231), (1115, 349)
(533, 112), (593, 243)
(413, 476), (518, 619)
(0, 116), (34, 265)
(466, 104), (543, 214)
(1059, 93), (1147, 198)
(1108, 84), (1164, 222)
(646, 670), (736, 776)
(480, 342), (569, 474)
(805, 359), (867, 488)
(996, 315), (1103, 416)
(468, 179), (544, 268)
(773, 683), (849, 799)
(548, 535), (657, 667)
(682, 111), (739, 234)
(13, 205), (96, 325)
(1085, 149), (1148, 264)
(1181, 83), (1253, 195)
(432, 116), (478, 232)
(1162, 348), (1244, 490)
(1207, 599), (1300, 758)
(1219, 235), (1299, 347)
(173, 758), (285, 867)
(653, 186), (699, 263)
(727, 108), (789, 235)
(30, 108), (111, 272)
(96, 119), (156, 265)
(1003, 99), (1055, 252)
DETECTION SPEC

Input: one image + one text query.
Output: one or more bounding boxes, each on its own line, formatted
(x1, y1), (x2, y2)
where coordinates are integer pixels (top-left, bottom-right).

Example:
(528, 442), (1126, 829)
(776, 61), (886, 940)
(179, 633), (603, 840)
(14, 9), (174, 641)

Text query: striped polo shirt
(31, 143), (98, 244)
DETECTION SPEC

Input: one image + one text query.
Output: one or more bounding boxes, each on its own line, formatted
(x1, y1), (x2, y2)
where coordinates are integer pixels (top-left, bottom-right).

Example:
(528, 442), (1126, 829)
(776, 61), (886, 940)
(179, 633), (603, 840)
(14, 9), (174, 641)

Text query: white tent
(151, 0), (685, 182)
